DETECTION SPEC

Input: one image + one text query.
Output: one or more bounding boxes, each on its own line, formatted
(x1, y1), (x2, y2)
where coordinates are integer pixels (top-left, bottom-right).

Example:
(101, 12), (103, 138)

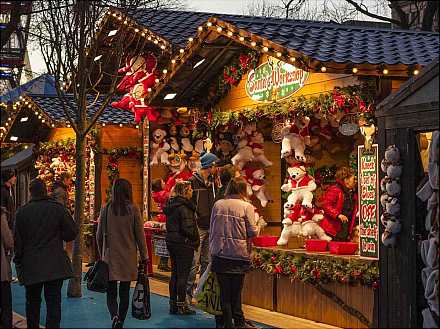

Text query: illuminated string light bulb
(51, 124), (55, 127)
(134, 28), (139, 32)
(227, 31), (233, 36)
(5, 122), (8, 126)
(263, 46), (269, 52)
(154, 40), (159, 44)
(289, 57), (296, 62)
(352, 67), (358, 74)
(147, 88), (152, 92)
(251, 41), (256, 47)
(239, 36), (244, 42)
(102, 123), (106, 127)
(179, 48), (184, 54)
(119, 123), (123, 127)
(155, 78), (160, 83)
(171, 59), (176, 64)
(276, 52), (282, 57)
(198, 26), (203, 31)
(413, 69), (419, 75)
(141, 32), (145, 36)
(35, 111), (38, 115)
(207, 22), (212, 27)
(148, 36), (152, 41)
(383, 68), (389, 75)
(162, 69), (168, 74)
(118, 16), (122, 21)
(188, 37), (194, 42)
(216, 26), (222, 32)
(112, 13), (117, 17)
(321, 66), (327, 72)
(160, 45), (166, 50)
(136, 125), (140, 129)
(67, 124), (71, 128)
(123, 20), (128, 25)
(42, 119), (45, 123)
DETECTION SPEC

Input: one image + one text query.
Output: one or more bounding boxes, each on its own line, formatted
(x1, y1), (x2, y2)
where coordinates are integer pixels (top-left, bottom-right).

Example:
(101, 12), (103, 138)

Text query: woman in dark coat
(320, 166), (358, 241)
(164, 181), (200, 315)
(96, 179), (148, 328)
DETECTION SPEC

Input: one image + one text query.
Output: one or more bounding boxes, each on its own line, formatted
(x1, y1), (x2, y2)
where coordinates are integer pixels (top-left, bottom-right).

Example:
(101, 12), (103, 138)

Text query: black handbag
(85, 205), (109, 293)
(132, 263), (151, 320)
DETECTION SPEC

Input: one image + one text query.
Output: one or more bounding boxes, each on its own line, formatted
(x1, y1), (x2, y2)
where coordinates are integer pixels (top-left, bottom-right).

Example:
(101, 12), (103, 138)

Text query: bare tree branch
(344, 0), (405, 27)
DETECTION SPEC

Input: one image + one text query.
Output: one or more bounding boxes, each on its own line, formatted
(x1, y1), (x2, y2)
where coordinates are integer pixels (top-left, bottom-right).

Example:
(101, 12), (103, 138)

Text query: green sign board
(245, 58), (309, 102)
(358, 144), (379, 260)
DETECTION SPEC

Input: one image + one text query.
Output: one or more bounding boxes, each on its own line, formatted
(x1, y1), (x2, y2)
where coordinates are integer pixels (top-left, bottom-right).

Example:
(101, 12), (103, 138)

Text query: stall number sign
(152, 235), (169, 257)
(358, 144), (379, 260)
(246, 57), (309, 102)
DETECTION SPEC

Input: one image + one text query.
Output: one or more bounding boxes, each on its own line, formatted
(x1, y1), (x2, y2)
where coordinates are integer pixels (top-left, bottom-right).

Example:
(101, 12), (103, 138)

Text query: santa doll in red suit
(320, 166), (358, 241)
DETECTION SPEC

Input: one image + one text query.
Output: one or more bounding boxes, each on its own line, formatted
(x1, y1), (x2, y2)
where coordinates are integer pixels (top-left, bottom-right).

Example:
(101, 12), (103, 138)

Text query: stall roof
(0, 74), (57, 103)
(1, 145), (35, 171)
(376, 57), (439, 115)
(127, 9), (439, 66)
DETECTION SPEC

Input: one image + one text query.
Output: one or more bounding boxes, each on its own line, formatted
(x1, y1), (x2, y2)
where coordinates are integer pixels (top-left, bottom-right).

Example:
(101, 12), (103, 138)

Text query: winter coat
(209, 196), (258, 262)
(164, 196), (200, 249)
(0, 184), (15, 229)
(51, 181), (69, 208)
(190, 173), (216, 230)
(13, 197), (78, 286)
(96, 203), (148, 282)
(1, 211), (13, 282)
(320, 180), (358, 237)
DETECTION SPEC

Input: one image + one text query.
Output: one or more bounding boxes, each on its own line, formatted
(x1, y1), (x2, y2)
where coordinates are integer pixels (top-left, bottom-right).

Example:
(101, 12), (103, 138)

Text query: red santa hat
(289, 163), (307, 172)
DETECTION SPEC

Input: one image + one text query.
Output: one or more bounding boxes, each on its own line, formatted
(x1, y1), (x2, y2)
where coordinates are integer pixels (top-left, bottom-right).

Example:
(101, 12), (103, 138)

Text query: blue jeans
(186, 227), (210, 298)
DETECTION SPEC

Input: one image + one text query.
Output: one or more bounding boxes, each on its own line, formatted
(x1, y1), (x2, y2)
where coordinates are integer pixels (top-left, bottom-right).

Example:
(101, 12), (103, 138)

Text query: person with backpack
(164, 181), (200, 315)
(96, 178), (148, 329)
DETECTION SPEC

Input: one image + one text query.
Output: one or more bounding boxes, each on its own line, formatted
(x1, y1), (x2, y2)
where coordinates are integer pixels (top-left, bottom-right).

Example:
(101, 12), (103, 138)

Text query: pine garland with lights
(212, 83), (375, 126)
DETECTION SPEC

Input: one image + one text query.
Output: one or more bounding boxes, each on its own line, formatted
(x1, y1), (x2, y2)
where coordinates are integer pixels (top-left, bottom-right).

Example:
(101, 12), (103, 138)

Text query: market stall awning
(0, 74), (57, 103)
(1, 145), (35, 171)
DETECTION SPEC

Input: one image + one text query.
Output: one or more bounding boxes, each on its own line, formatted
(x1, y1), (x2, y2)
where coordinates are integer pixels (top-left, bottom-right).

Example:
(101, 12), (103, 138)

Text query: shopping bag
(196, 272), (222, 316)
(85, 260), (109, 293)
(132, 264), (151, 320)
(194, 262), (212, 299)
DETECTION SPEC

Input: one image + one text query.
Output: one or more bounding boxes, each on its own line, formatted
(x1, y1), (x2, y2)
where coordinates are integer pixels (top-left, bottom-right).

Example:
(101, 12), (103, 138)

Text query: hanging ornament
(339, 113), (359, 136)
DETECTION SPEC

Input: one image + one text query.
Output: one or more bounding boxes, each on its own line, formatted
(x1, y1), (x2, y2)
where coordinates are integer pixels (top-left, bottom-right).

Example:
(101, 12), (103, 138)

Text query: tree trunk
(67, 134), (87, 298)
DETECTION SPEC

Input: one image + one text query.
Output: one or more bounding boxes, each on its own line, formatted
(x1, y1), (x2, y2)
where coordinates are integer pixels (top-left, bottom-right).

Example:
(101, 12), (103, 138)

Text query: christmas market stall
(97, 8), (439, 328)
(0, 93), (143, 261)
(375, 57), (439, 329)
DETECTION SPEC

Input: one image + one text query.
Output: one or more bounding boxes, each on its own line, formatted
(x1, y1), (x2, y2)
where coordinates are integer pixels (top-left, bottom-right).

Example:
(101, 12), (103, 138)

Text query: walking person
(51, 172), (73, 208)
(96, 178), (148, 329)
(186, 152), (219, 304)
(164, 181), (200, 315)
(0, 169), (16, 230)
(210, 178), (259, 328)
(0, 207), (13, 328)
(13, 178), (78, 329)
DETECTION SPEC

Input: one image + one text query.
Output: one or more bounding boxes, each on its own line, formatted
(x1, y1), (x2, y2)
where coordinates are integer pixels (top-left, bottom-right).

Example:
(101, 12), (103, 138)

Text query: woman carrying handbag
(96, 179), (148, 329)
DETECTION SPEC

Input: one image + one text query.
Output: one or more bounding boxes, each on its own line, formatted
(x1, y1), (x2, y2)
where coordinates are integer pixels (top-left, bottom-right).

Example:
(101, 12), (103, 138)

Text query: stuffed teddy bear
(300, 208), (332, 241)
(249, 131), (273, 167)
(277, 219), (302, 245)
(216, 132), (235, 166)
(385, 197), (400, 216)
(386, 179), (401, 196)
(150, 128), (170, 165)
(281, 164), (317, 208)
(384, 144), (400, 163)
(169, 124), (178, 137)
(231, 130), (254, 169)
(169, 137), (180, 152)
(280, 116), (311, 161)
(179, 125), (194, 154)
(243, 166), (270, 207)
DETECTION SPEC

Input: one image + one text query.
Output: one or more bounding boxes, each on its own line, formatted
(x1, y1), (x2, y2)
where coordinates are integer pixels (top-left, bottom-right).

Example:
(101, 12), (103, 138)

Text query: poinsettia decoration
(252, 248), (379, 288)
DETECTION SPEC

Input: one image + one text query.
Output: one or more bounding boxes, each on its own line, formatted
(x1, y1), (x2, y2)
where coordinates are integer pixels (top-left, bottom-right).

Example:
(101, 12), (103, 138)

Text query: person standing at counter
(320, 166), (358, 241)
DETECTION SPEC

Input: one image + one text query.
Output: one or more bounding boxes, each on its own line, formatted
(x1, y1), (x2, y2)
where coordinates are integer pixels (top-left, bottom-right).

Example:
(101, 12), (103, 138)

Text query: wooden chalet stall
(376, 58), (439, 328)
(96, 8), (439, 328)
(0, 93), (142, 261)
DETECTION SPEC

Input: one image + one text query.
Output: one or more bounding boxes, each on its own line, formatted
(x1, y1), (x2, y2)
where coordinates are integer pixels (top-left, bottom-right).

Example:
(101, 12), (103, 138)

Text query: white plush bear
(280, 116), (311, 162)
(249, 131), (273, 167)
(386, 164), (402, 179)
(386, 179), (401, 196)
(281, 164), (316, 208)
(384, 145), (400, 163)
(231, 137), (254, 169)
(300, 208), (332, 241)
(381, 219), (402, 247)
(150, 128), (170, 165)
(385, 197), (400, 216)
(277, 220), (302, 246)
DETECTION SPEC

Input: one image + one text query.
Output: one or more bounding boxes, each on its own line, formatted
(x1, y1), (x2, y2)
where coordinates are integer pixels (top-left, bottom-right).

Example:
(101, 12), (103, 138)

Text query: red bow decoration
(239, 54), (251, 69)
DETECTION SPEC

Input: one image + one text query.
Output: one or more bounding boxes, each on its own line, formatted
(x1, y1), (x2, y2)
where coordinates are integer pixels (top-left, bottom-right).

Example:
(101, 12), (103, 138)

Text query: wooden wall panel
(101, 126), (142, 149)
(49, 128), (75, 141)
(242, 269), (274, 310)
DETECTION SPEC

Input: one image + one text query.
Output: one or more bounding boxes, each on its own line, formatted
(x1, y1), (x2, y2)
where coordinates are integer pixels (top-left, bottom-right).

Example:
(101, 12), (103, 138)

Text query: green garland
(252, 248), (379, 288)
(213, 83), (375, 126)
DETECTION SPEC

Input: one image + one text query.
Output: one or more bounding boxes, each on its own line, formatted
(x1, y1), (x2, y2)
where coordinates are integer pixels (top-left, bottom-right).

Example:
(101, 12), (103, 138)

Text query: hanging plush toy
(249, 131), (273, 167)
(150, 128), (170, 165)
(215, 132), (235, 166)
(111, 53), (159, 123)
(281, 163), (317, 208)
(243, 165), (271, 207)
(231, 128), (254, 169)
(280, 116), (311, 162)
(179, 125), (194, 155)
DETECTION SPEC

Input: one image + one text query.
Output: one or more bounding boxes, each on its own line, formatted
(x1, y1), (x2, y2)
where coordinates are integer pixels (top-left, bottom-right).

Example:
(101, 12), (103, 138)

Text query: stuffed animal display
(150, 128), (171, 165)
(280, 116), (311, 162)
(380, 145), (403, 246)
(281, 163), (317, 208)
(243, 165), (271, 207)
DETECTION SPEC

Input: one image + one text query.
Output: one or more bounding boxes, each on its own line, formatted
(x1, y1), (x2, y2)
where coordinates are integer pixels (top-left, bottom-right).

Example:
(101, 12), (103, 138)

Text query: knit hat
(1, 169), (16, 183)
(200, 152), (219, 169)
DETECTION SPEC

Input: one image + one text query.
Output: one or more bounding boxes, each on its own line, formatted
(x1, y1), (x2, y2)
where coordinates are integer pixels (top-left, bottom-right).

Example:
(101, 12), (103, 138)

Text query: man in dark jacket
(186, 152), (219, 304)
(0, 169), (16, 229)
(51, 172), (72, 208)
(14, 178), (78, 329)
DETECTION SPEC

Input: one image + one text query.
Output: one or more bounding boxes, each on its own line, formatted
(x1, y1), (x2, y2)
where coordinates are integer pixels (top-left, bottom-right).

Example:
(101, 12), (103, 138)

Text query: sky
(26, 0), (390, 78)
